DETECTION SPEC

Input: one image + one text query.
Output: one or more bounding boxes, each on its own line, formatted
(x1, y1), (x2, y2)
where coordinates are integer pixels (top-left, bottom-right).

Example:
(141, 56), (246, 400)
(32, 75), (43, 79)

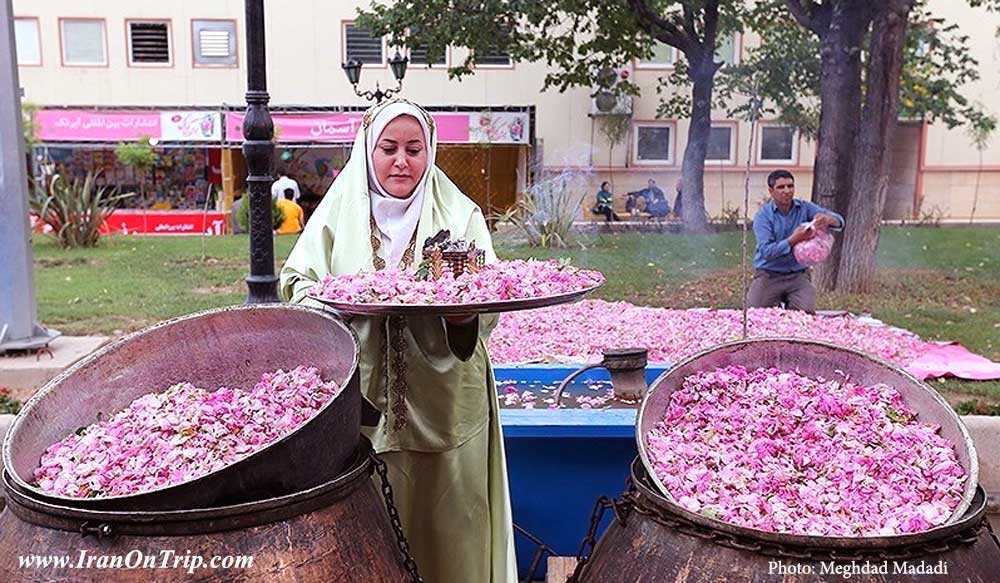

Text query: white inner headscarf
(366, 101), (436, 269)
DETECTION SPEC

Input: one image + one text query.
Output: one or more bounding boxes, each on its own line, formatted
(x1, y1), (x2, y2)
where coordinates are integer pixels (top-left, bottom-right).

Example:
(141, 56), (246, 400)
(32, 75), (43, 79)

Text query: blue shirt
(752, 199), (845, 273)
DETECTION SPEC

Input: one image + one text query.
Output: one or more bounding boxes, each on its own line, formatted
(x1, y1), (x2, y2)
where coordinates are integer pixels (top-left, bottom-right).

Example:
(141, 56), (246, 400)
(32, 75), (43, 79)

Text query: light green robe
(279, 109), (517, 583)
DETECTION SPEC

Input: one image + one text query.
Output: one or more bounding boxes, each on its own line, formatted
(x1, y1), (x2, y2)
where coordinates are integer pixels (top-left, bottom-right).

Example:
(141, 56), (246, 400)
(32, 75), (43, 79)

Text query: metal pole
(242, 0), (279, 303)
(0, 0), (58, 352)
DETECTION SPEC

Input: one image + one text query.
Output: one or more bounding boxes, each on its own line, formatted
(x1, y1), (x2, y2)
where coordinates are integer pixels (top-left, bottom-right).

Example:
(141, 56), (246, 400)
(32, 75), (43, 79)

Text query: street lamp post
(242, 0), (279, 304)
(0, 0), (58, 353)
(342, 51), (409, 103)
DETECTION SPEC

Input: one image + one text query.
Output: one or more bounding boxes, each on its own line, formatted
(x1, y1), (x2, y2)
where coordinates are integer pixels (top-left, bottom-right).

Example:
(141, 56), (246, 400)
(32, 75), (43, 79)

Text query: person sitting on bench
(591, 181), (620, 221)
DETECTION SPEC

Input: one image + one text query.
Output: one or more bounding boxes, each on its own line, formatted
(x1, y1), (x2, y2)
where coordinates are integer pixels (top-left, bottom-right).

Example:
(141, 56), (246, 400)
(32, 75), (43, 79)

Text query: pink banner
(35, 111), (161, 142)
(226, 113), (363, 143)
(226, 112), (474, 143)
(34, 110), (223, 142)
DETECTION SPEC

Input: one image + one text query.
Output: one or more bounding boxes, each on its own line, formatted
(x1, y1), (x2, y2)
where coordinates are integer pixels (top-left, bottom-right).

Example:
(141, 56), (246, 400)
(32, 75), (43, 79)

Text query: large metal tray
(3, 304), (361, 512)
(636, 338), (978, 530)
(309, 282), (603, 316)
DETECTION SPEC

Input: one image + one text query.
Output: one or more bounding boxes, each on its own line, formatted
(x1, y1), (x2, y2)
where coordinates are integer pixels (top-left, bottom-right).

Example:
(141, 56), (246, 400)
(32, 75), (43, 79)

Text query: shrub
(236, 195), (285, 233)
(29, 171), (134, 248)
(500, 172), (586, 248)
(0, 387), (21, 415)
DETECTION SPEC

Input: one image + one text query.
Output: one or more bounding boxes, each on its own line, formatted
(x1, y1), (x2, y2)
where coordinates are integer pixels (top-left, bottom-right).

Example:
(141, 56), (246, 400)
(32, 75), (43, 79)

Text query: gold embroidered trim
(368, 208), (419, 433)
(361, 98), (436, 136)
(388, 315), (409, 431)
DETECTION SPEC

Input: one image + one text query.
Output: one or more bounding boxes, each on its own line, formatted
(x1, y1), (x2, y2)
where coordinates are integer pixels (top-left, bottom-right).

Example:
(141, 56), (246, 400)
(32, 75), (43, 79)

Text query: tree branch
(681, 5), (699, 41)
(785, 0), (823, 35)
(702, 0), (722, 70)
(627, 0), (692, 52)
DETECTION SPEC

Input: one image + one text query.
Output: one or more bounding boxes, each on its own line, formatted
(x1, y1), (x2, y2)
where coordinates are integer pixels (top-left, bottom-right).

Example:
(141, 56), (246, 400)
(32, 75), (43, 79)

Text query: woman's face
(373, 115), (428, 198)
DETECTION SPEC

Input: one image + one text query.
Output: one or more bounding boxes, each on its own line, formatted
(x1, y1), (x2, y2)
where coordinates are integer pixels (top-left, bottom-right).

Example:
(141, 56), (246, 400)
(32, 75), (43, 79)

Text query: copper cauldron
(3, 304), (361, 511)
(0, 439), (416, 582)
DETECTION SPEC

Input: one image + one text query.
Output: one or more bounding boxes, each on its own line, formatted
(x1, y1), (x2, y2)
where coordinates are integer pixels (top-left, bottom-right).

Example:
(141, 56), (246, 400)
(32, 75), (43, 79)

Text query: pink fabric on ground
(906, 342), (1000, 381)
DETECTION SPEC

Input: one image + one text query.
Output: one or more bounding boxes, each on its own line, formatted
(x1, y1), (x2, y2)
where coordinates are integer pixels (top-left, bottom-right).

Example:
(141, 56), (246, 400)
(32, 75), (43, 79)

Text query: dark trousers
(594, 206), (619, 222)
(746, 269), (816, 313)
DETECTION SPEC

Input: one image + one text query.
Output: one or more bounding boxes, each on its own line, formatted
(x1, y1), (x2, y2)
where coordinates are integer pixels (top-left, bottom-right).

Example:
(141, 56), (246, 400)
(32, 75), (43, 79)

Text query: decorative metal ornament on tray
(309, 230), (605, 316)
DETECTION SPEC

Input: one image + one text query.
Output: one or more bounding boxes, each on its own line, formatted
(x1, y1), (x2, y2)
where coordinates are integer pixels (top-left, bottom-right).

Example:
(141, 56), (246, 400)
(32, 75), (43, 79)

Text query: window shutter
(129, 22), (170, 64)
(345, 24), (383, 64)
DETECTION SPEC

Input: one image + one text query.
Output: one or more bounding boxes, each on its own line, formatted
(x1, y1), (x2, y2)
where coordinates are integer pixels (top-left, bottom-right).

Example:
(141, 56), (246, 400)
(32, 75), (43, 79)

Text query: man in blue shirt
(748, 170), (845, 313)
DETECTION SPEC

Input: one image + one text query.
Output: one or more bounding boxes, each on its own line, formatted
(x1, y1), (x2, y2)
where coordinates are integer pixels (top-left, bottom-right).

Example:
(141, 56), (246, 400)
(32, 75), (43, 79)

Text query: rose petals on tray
(309, 259), (604, 305)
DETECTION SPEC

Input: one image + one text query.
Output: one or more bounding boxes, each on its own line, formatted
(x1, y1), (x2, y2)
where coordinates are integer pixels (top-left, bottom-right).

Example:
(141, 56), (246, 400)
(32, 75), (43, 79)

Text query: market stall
(31, 108), (227, 235)
(224, 106), (533, 221)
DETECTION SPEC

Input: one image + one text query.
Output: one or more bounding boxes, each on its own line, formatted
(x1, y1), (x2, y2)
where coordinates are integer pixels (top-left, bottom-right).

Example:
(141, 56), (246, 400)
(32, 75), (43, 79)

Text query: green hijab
(280, 98), (496, 304)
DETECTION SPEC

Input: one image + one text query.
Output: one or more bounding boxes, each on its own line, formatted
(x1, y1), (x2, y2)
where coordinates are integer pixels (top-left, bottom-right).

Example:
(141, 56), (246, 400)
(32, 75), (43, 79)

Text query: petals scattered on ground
(490, 300), (924, 366)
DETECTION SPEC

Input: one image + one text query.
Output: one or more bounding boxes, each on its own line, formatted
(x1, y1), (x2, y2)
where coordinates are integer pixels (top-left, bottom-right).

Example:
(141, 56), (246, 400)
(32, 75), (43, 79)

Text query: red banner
(99, 210), (228, 236)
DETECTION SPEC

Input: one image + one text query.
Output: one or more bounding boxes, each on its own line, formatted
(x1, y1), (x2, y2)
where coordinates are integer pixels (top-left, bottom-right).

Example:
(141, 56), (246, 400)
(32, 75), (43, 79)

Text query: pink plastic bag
(793, 224), (834, 266)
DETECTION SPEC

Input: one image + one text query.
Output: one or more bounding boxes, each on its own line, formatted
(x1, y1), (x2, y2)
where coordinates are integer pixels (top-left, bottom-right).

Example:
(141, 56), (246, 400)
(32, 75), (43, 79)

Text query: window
(409, 43), (447, 67)
(635, 123), (674, 164)
(345, 23), (384, 65)
(637, 41), (675, 68)
(759, 126), (797, 164)
(475, 46), (512, 67)
(61, 19), (106, 66)
(706, 125), (735, 163)
(14, 17), (41, 65)
(715, 33), (738, 66)
(193, 20), (237, 66)
(127, 21), (171, 66)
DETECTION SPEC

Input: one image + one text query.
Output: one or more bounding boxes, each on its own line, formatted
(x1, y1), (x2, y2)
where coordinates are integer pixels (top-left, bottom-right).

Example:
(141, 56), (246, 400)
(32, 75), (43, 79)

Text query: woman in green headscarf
(280, 99), (517, 583)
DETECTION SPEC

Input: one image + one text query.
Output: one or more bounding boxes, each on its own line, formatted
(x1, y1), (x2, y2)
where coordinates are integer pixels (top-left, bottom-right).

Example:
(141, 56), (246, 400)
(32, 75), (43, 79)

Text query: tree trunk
(810, 1), (869, 292)
(835, 0), (915, 294)
(680, 59), (718, 233)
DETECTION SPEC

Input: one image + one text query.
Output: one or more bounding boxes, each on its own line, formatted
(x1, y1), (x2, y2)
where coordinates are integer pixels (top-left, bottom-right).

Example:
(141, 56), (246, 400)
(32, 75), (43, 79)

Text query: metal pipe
(242, 0), (279, 303)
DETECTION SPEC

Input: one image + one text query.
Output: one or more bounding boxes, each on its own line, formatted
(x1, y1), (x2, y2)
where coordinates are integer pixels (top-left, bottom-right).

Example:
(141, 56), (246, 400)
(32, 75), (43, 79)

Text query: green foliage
(357, 1), (747, 100)
(966, 105), (997, 151)
(21, 101), (39, 149)
(726, 0), (994, 137)
(955, 399), (1000, 416)
(899, 7), (983, 129)
(114, 137), (157, 175)
(597, 112), (631, 148)
(717, 4), (820, 136)
(0, 387), (21, 415)
(500, 172), (586, 248)
(358, 0), (649, 94)
(29, 171), (135, 248)
(236, 195), (285, 232)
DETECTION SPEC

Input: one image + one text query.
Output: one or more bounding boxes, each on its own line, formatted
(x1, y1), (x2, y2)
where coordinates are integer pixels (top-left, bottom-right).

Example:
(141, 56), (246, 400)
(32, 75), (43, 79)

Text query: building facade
(11, 0), (1000, 220)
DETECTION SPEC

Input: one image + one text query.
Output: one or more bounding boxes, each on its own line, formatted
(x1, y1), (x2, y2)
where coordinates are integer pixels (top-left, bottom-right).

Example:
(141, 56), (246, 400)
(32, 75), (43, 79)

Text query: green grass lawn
(29, 227), (1000, 407)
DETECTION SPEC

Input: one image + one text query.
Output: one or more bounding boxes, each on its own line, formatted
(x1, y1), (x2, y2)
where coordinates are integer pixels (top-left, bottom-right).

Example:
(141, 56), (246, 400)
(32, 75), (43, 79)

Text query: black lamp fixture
(343, 50), (408, 103)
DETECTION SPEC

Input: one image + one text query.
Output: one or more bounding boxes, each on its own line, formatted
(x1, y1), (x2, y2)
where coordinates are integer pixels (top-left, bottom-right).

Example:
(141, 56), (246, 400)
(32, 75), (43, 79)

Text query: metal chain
(371, 452), (424, 583)
(568, 496), (615, 582)
(620, 489), (985, 563)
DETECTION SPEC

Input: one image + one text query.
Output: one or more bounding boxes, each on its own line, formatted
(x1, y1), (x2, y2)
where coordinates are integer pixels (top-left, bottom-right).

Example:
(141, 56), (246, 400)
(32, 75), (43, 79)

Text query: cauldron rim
(636, 337), (978, 528)
(0, 439), (374, 537)
(628, 456), (988, 548)
(2, 303), (361, 509)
